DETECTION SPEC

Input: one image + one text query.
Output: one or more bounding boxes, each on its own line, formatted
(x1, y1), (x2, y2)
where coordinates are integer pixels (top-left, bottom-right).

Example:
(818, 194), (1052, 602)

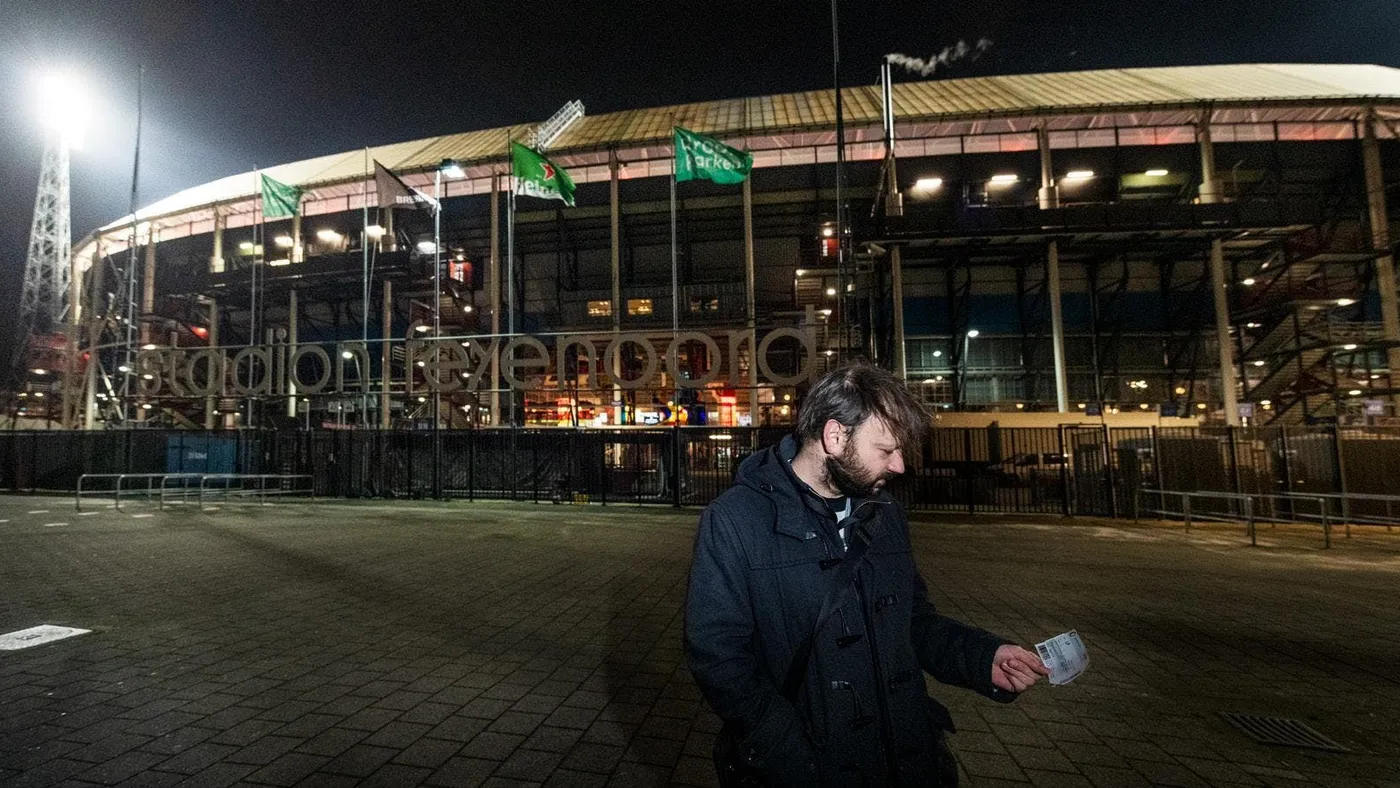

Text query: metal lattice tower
(20, 135), (72, 339)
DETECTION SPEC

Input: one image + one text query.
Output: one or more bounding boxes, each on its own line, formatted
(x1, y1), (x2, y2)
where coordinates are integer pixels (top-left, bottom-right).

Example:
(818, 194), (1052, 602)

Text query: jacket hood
(736, 434), (893, 542)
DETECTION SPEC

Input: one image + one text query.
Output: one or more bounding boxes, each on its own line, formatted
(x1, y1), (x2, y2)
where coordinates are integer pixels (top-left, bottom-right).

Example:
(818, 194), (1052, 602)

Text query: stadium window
(587, 300), (612, 318)
(689, 296), (719, 314)
(627, 298), (653, 316)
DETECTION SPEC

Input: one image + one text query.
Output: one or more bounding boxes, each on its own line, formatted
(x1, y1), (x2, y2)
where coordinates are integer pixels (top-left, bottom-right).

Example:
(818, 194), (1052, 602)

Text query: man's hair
(794, 360), (929, 452)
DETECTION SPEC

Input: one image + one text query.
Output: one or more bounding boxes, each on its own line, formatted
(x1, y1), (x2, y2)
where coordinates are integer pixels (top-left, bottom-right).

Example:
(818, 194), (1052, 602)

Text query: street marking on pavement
(130, 514), (154, 519)
(78, 512), (99, 516)
(43, 523), (69, 527)
(28, 510), (49, 514)
(0, 625), (92, 651)
(0, 519), (9, 523)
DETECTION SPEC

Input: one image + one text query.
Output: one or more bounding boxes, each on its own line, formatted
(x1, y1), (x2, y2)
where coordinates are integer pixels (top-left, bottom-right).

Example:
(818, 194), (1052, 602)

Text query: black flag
(374, 160), (438, 212)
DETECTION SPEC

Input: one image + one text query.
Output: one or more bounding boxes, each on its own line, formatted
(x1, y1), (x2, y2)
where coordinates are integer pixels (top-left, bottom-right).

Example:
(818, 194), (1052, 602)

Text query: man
(685, 361), (1048, 786)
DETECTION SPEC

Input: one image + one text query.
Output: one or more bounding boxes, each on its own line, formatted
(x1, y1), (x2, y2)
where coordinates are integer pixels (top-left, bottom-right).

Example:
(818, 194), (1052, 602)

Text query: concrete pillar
(83, 240), (104, 430)
(381, 279), (392, 429)
(204, 298), (219, 429)
(286, 289), (298, 418)
(139, 231), (156, 346)
(137, 232), (156, 423)
(211, 211), (225, 273)
(1362, 111), (1400, 409)
(1047, 241), (1070, 412)
(62, 237), (84, 427)
(1037, 126), (1059, 210)
(291, 214), (303, 263)
(1198, 111), (1222, 204)
(488, 175), (501, 426)
(743, 176), (760, 421)
(383, 209), (396, 251)
(610, 150), (624, 424)
(1209, 238), (1240, 425)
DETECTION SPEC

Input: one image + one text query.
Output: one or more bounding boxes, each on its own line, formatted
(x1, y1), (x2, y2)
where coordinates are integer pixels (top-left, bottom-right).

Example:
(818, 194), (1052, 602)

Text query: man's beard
(824, 443), (892, 498)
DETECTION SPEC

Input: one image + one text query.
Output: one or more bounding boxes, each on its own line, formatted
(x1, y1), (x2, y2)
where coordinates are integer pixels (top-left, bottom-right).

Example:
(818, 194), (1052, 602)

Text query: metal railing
(77, 473), (313, 512)
(1136, 487), (1400, 548)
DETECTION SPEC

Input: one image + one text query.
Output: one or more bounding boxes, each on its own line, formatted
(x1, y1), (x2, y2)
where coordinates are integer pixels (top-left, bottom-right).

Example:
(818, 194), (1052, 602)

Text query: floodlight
(273, 235), (293, 249)
(417, 241), (437, 253)
(1063, 170), (1095, 181)
(989, 174), (1019, 185)
(914, 177), (943, 190)
(439, 159), (466, 178)
(365, 224), (386, 239)
(1145, 169), (1169, 177)
(316, 229), (342, 243)
(35, 70), (91, 148)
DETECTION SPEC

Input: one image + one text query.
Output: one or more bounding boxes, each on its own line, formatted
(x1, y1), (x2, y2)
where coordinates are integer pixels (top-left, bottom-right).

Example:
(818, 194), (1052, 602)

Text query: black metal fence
(3, 425), (1397, 516)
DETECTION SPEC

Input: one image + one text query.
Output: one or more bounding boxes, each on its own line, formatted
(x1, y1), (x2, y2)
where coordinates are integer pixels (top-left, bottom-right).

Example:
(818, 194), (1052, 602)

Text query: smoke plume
(885, 38), (992, 77)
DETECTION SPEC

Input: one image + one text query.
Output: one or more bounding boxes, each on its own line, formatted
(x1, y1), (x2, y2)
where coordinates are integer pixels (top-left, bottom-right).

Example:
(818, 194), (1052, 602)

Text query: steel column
(1209, 238), (1241, 425)
(1047, 240), (1069, 412)
(1362, 110), (1400, 410)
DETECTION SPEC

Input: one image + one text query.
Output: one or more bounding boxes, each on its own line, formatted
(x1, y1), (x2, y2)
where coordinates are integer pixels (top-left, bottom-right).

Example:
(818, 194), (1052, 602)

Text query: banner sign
(132, 327), (817, 400)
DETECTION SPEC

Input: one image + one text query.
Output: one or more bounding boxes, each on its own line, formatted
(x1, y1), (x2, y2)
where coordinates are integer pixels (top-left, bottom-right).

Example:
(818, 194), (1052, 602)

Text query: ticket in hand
(1034, 630), (1089, 686)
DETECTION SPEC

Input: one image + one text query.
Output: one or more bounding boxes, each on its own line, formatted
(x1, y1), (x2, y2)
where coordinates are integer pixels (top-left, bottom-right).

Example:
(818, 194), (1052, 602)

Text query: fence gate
(1065, 425), (1114, 516)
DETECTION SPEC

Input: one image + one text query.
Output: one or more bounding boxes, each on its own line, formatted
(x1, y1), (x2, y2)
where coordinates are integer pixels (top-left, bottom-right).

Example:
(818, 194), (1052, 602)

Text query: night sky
(2, 0), (1399, 345)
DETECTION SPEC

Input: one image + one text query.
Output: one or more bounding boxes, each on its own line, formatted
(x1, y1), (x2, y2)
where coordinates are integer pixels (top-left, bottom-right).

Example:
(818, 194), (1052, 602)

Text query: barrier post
(1245, 496), (1256, 547)
(1319, 497), (1330, 549)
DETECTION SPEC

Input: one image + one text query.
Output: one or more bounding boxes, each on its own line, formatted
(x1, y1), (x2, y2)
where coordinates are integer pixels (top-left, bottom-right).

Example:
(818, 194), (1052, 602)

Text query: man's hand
(990, 644), (1050, 692)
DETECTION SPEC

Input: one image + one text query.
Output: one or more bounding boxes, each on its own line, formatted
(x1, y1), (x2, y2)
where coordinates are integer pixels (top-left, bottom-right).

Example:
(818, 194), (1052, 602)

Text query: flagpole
(361, 149), (369, 346)
(670, 144), (679, 337)
(669, 128), (681, 500)
(506, 135), (516, 427)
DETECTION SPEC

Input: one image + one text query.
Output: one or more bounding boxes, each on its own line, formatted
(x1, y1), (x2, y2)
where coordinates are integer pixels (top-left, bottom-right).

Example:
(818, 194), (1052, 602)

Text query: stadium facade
(28, 63), (1400, 431)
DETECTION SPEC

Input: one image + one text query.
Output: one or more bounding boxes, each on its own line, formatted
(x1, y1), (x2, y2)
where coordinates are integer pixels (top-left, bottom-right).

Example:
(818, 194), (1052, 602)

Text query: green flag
(260, 174), (304, 218)
(511, 142), (575, 207)
(674, 127), (752, 185)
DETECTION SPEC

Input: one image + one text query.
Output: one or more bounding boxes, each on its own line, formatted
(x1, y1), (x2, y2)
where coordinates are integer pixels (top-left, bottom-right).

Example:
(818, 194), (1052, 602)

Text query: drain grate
(1220, 713), (1348, 752)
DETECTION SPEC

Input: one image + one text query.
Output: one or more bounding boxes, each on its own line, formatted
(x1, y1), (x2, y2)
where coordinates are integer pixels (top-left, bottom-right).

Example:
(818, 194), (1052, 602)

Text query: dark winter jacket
(685, 435), (1015, 786)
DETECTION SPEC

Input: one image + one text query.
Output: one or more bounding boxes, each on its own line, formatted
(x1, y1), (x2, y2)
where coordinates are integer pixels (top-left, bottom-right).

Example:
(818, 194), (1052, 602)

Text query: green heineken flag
(260, 174), (304, 218)
(511, 142), (575, 207)
(674, 127), (752, 185)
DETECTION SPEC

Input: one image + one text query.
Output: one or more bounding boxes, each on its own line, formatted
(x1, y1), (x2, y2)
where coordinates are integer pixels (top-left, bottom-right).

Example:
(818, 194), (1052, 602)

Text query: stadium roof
(87, 63), (1400, 249)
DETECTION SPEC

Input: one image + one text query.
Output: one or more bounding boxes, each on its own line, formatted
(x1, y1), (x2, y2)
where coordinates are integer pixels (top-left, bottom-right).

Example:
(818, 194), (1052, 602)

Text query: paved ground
(1, 494), (1398, 788)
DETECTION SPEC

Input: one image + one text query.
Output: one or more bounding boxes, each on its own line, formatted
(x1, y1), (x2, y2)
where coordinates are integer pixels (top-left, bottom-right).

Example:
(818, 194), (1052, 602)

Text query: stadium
(10, 62), (1400, 510)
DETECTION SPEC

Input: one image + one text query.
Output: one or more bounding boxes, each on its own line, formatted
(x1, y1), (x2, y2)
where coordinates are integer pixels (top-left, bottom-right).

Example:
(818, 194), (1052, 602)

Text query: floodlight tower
(17, 72), (88, 379)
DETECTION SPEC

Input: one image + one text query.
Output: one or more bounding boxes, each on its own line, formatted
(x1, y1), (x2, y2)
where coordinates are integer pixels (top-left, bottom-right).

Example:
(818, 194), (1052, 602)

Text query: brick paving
(1, 495), (1398, 787)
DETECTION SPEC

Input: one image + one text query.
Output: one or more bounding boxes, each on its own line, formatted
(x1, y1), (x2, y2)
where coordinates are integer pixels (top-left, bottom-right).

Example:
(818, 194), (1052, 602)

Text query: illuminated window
(689, 296), (719, 313)
(587, 300), (612, 317)
(627, 298), (653, 316)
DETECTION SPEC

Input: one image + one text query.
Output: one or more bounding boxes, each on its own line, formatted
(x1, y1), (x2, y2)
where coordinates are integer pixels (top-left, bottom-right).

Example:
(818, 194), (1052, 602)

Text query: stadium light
(35, 70), (91, 148)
